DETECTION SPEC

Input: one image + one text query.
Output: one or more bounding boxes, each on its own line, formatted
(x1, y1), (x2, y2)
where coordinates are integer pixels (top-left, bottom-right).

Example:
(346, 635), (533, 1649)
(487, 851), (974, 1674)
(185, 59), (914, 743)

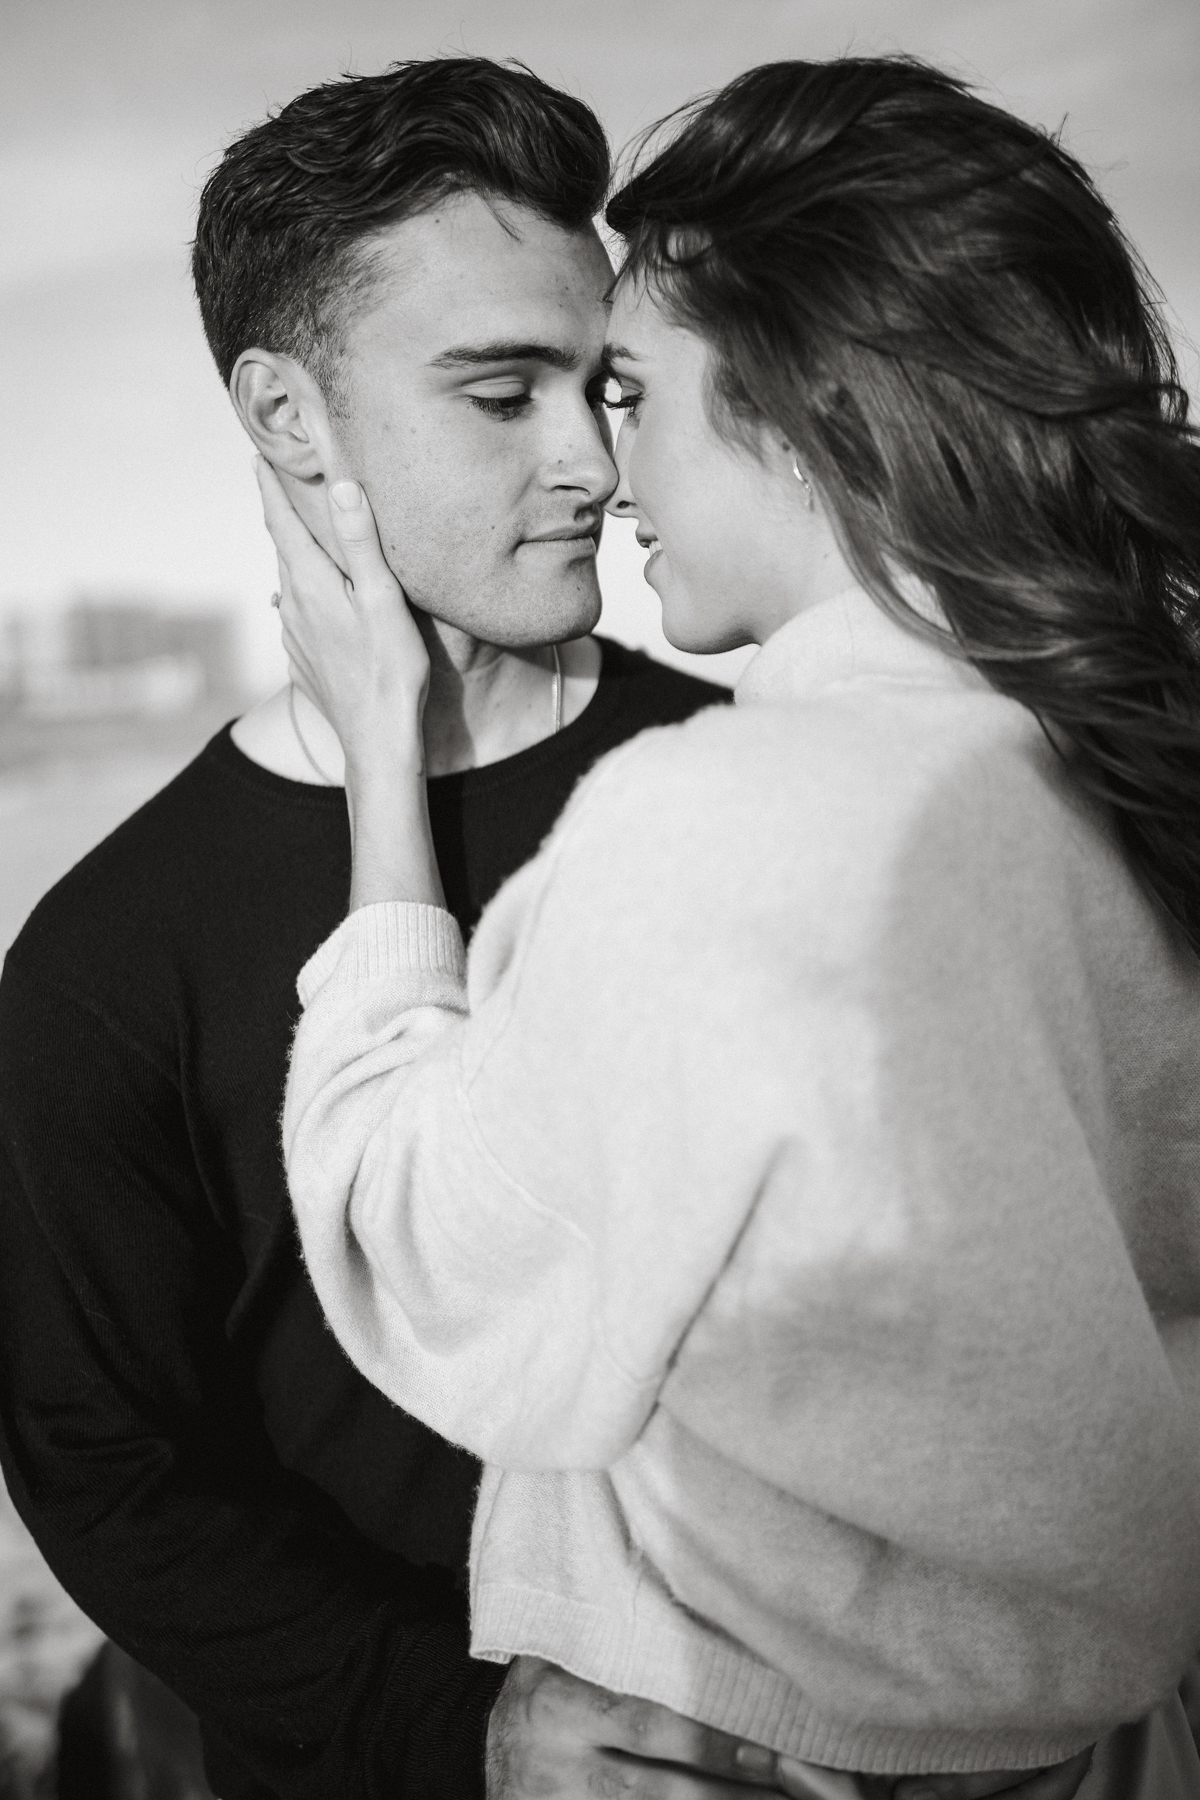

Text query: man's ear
(229, 349), (332, 481)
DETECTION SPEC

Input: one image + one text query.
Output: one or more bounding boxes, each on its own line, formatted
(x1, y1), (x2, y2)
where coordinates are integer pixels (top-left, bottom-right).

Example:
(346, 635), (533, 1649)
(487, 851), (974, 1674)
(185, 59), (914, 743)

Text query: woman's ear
(229, 349), (332, 481)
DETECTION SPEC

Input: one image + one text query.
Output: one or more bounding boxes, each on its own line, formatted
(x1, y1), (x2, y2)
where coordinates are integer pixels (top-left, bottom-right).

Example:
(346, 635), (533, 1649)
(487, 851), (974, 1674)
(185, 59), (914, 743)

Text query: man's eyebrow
(428, 341), (582, 372)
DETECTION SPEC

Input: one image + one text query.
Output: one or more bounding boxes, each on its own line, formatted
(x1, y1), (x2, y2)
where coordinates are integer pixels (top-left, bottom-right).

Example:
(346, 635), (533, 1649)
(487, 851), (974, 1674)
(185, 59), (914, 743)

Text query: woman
(272, 58), (1200, 1799)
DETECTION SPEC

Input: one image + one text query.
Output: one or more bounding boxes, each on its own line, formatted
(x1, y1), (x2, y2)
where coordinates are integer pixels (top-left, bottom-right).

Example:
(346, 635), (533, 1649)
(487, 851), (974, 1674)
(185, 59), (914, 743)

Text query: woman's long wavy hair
(607, 58), (1200, 955)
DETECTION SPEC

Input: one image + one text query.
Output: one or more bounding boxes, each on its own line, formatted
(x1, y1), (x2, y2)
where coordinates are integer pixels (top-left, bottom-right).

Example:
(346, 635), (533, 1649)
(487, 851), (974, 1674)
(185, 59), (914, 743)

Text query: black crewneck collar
(205, 637), (636, 808)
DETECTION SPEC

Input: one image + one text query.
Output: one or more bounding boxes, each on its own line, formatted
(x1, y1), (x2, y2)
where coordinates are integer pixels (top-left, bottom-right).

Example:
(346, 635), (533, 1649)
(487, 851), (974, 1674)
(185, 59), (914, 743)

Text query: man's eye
(468, 393), (531, 419)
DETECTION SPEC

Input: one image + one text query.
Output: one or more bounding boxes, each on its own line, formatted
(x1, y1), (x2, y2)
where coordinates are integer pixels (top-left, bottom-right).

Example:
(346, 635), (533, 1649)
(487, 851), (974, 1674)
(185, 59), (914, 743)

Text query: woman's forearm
(345, 757), (446, 913)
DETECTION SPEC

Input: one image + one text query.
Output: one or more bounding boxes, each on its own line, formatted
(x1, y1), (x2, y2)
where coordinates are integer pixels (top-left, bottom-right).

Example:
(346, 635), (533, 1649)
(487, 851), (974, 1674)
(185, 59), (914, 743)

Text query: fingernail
(735, 1744), (776, 1778)
(331, 480), (362, 510)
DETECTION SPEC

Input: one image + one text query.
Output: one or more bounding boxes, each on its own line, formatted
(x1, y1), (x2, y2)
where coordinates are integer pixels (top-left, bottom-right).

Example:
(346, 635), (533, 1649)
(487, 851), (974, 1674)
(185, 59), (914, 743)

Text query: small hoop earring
(791, 456), (814, 510)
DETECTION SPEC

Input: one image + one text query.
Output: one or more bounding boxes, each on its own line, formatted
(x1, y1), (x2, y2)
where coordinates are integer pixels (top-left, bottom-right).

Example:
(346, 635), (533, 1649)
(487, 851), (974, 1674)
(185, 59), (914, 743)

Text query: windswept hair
(608, 58), (1200, 955)
(193, 57), (609, 394)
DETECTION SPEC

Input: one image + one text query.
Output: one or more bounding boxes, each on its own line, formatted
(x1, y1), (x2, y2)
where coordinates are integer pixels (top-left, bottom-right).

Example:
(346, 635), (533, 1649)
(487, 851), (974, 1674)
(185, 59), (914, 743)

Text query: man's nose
(548, 404), (618, 507)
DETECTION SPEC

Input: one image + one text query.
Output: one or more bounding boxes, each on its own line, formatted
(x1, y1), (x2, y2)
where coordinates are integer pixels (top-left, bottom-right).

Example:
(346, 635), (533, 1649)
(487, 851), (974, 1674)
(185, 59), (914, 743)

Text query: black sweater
(0, 641), (726, 1800)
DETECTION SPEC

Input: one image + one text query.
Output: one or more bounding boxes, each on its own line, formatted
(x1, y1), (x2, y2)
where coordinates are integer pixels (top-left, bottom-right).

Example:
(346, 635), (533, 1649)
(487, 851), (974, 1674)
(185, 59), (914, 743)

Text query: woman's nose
(605, 455), (636, 517)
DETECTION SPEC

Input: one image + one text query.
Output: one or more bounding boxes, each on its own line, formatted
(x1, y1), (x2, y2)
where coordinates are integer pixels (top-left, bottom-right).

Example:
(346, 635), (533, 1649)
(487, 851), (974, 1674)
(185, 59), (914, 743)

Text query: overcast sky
(3, 0), (1198, 686)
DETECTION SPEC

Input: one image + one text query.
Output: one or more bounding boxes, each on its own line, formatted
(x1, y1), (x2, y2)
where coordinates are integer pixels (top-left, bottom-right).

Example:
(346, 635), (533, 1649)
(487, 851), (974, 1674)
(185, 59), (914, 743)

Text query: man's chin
(519, 550), (604, 640)
(445, 567), (603, 649)
(551, 580), (603, 645)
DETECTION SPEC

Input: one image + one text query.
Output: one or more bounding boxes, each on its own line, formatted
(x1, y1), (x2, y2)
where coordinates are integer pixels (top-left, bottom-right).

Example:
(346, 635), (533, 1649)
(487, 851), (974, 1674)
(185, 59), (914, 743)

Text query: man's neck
(230, 622), (601, 787)
(418, 615), (560, 776)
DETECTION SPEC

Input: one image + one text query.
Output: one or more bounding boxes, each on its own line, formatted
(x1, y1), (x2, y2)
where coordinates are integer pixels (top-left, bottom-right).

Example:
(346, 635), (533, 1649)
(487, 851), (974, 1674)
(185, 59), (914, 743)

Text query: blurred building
(0, 600), (242, 722)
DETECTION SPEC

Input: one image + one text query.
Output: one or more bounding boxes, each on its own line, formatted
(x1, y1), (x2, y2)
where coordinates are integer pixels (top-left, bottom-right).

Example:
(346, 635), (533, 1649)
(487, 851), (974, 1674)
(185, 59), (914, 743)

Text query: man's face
(326, 193), (617, 646)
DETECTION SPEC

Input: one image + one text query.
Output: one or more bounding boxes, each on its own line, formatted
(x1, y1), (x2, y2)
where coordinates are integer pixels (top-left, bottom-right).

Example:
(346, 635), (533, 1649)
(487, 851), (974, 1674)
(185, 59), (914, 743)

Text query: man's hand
(886, 1749), (1093, 1800)
(769, 1749), (1093, 1800)
(485, 1659), (1094, 1800)
(485, 1656), (791, 1797)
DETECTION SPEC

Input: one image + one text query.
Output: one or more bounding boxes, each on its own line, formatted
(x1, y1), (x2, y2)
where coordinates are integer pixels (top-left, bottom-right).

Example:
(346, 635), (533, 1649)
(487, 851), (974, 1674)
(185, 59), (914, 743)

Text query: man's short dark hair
(192, 57), (611, 395)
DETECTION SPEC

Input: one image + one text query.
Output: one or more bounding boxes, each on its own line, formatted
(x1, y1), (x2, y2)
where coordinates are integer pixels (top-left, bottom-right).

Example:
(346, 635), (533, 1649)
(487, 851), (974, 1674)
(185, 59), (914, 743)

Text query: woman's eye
(602, 384), (643, 418)
(468, 393), (531, 419)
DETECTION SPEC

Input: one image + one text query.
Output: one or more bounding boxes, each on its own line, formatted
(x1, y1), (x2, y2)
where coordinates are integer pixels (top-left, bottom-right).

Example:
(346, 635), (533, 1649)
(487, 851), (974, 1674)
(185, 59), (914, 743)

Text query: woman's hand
(255, 457), (444, 911)
(254, 457), (430, 781)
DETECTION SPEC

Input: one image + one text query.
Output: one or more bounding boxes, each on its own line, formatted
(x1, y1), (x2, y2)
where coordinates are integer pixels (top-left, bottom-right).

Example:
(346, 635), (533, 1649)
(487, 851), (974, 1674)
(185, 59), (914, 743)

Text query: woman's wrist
(344, 755), (445, 913)
(343, 745), (428, 796)
(341, 700), (428, 782)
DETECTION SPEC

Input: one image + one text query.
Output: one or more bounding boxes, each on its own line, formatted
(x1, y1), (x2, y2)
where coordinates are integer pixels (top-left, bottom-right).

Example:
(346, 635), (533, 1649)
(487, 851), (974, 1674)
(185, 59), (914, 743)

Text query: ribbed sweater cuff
(297, 904), (466, 1008)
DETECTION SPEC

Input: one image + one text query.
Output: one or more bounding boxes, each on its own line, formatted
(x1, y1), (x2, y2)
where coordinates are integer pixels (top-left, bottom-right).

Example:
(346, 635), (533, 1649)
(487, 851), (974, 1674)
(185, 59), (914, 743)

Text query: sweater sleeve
(284, 737), (758, 1468)
(0, 960), (505, 1800)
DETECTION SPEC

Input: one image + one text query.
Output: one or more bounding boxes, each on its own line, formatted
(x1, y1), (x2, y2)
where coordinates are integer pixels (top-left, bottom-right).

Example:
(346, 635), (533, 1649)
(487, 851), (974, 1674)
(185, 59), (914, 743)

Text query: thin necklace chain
(288, 643), (564, 788)
(288, 681), (338, 785)
(550, 641), (563, 735)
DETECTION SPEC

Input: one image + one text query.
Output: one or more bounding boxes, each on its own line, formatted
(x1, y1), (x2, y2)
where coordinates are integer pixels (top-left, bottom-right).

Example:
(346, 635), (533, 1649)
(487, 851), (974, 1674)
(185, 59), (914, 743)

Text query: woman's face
(604, 275), (854, 652)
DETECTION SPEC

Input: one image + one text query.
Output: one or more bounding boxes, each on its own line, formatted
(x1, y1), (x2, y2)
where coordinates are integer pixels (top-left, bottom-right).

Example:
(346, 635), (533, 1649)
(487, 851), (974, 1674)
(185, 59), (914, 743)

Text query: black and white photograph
(2, 2), (1199, 1797)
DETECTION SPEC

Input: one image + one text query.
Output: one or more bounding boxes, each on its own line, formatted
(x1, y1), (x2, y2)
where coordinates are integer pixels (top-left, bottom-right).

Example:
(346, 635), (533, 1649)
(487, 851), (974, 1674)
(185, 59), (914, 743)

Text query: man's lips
(522, 527), (600, 545)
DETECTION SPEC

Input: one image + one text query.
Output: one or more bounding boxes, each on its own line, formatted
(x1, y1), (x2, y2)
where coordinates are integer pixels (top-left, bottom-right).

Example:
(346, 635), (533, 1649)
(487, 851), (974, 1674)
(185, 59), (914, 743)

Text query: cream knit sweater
(284, 589), (1200, 1777)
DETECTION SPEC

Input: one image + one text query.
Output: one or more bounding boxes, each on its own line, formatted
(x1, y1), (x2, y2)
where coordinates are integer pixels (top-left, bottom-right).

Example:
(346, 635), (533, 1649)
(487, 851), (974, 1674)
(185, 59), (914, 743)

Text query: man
(0, 58), (740, 1800)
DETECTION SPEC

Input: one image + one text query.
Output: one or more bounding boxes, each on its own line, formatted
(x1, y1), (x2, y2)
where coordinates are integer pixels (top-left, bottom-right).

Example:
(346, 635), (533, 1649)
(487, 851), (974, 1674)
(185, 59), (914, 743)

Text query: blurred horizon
(3, 0), (1199, 695)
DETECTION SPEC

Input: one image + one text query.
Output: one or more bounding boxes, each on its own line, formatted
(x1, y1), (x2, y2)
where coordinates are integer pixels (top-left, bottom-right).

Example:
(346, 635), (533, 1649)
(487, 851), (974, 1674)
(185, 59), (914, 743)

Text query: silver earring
(791, 456), (814, 510)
